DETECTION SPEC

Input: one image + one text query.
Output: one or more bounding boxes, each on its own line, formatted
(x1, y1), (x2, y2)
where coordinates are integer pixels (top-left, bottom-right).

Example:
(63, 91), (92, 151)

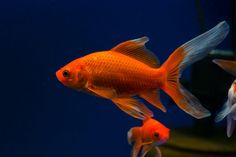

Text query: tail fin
(160, 21), (229, 119)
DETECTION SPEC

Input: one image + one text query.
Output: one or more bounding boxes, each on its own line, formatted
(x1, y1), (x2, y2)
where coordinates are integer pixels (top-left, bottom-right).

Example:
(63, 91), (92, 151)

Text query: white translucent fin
(112, 97), (153, 120)
(141, 145), (153, 157)
(180, 21), (229, 72)
(141, 146), (162, 157)
(111, 36), (160, 68)
(213, 59), (236, 76)
(227, 115), (236, 138)
(215, 100), (230, 122)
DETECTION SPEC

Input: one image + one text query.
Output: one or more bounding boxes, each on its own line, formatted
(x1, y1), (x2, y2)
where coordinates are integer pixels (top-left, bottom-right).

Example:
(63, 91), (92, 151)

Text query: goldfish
(214, 59), (236, 137)
(56, 21), (229, 120)
(127, 118), (169, 157)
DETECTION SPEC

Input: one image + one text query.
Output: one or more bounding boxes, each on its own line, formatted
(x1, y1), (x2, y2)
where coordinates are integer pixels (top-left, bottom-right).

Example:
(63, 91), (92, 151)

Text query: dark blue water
(1, 0), (233, 157)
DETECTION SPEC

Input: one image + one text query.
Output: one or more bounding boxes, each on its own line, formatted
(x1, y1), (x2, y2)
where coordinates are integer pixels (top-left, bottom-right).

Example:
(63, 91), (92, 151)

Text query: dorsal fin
(110, 37), (160, 68)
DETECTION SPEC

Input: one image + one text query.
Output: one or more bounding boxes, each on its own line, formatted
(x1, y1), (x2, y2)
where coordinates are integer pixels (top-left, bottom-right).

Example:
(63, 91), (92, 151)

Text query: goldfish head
(56, 59), (88, 89)
(150, 125), (169, 145)
(142, 118), (170, 145)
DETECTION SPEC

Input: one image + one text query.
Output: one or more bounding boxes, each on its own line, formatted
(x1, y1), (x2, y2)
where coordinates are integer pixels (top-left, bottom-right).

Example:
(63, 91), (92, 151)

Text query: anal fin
(139, 90), (166, 112)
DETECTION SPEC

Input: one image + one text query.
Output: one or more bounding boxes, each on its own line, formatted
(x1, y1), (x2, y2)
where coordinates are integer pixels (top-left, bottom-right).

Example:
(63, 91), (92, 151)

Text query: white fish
(214, 59), (236, 137)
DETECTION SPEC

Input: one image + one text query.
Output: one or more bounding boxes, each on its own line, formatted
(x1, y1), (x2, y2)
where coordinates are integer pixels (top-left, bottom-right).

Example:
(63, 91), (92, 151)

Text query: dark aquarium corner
(1, 0), (236, 157)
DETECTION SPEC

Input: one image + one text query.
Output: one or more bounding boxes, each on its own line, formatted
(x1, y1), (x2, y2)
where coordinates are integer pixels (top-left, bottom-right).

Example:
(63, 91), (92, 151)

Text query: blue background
(0, 0), (234, 157)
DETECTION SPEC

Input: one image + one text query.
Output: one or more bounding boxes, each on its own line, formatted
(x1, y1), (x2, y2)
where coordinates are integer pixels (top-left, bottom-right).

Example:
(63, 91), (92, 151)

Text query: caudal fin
(160, 21), (229, 119)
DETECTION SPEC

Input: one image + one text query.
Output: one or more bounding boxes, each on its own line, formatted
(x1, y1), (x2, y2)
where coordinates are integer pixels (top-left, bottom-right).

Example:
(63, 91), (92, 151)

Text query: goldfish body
(56, 21), (229, 120)
(127, 118), (169, 157)
(214, 59), (236, 137)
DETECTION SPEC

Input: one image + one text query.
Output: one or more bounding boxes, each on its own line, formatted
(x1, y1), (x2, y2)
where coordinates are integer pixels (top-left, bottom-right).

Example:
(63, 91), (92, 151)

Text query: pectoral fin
(131, 139), (142, 157)
(141, 145), (153, 157)
(140, 90), (166, 112)
(86, 84), (117, 99)
(112, 97), (153, 120)
(141, 145), (162, 157)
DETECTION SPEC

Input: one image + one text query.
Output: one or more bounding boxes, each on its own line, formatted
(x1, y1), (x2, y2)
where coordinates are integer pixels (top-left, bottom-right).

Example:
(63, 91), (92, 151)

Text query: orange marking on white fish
(233, 82), (236, 94)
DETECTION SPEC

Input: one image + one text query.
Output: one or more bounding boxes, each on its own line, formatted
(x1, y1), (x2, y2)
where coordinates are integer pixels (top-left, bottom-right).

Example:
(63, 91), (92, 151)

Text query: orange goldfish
(56, 21), (229, 120)
(214, 59), (236, 137)
(127, 118), (169, 157)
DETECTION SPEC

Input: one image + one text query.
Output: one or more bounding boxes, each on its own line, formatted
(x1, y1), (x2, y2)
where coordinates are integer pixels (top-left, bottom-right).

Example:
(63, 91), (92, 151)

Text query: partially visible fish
(214, 59), (236, 137)
(213, 59), (236, 76)
(56, 21), (229, 120)
(127, 118), (169, 157)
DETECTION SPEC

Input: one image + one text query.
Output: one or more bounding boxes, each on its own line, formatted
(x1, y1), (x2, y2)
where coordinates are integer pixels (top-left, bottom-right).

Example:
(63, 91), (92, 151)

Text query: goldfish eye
(63, 70), (70, 78)
(154, 132), (159, 138)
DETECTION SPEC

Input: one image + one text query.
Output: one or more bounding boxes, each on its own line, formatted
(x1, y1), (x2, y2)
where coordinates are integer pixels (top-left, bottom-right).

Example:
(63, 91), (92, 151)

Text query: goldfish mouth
(56, 70), (68, 85)
(56, 70), (63, 82)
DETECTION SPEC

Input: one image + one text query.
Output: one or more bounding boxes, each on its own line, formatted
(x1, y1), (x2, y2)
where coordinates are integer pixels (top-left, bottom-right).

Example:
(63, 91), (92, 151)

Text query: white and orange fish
(214, 59), (236, 137)
(56, 21), (229, 120)
(127, 118), (169, 157)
